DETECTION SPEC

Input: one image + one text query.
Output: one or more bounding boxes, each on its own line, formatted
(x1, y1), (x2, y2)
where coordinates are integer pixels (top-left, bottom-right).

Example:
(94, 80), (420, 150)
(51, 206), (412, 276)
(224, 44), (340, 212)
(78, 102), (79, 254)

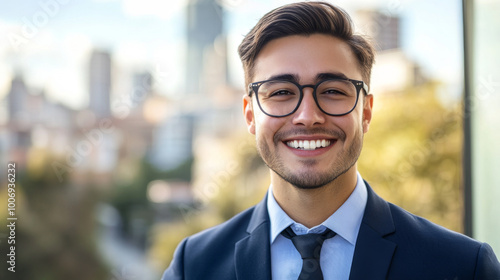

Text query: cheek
(334, 113), (364, 139)
(254, 114), (285, 143)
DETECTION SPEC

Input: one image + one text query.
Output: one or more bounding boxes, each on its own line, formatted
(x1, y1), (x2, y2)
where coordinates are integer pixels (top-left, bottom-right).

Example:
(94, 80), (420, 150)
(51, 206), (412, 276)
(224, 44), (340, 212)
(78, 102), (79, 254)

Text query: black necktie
(281, 226), (336, 280)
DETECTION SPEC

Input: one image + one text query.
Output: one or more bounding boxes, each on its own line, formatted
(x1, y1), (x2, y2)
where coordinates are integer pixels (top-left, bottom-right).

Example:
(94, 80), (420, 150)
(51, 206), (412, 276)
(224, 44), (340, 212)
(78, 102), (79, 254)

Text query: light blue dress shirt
(267, 172), (368, 280)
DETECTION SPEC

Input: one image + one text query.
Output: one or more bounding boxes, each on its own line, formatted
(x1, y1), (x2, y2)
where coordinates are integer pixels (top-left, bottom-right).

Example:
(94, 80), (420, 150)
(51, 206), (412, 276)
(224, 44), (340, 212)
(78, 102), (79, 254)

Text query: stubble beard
(256, 127), (364, 190)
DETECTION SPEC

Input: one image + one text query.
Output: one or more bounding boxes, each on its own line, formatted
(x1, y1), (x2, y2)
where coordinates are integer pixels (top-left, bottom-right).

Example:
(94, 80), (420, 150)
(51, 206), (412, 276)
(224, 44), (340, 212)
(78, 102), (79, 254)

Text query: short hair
(238, 1), (375, 91)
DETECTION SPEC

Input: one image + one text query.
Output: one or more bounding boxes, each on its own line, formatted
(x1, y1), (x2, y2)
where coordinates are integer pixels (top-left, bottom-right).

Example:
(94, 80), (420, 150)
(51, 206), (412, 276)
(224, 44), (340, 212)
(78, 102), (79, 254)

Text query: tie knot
(281, 226), (336, 260)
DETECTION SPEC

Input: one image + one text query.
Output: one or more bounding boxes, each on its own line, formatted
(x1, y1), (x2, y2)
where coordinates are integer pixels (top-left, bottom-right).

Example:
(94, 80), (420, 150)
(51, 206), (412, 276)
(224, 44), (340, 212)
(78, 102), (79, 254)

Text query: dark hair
(238, 1), (375, 91)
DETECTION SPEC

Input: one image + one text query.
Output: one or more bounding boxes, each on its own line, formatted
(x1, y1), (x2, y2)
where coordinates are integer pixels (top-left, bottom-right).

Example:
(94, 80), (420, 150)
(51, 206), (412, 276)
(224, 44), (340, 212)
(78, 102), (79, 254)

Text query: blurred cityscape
(0, 1), (465, 279)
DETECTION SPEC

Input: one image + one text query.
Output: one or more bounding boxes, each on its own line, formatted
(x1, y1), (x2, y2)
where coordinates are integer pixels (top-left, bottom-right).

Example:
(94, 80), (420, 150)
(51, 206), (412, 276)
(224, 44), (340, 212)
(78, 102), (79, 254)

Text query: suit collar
(246, 193), (270, 234)
(235, 194), (272, 280)
(360, 181), (396, 236)
(349, 181), (397, 280)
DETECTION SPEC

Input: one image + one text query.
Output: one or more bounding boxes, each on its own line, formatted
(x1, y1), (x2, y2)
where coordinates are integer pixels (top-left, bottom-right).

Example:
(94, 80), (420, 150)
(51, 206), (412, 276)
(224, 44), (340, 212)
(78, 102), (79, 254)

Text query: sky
(0, 0), (464, 110)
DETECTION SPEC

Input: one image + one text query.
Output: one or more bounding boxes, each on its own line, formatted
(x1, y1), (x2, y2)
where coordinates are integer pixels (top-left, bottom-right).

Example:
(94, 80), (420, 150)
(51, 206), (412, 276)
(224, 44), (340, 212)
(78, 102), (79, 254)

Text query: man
(163, 2), (500, 279)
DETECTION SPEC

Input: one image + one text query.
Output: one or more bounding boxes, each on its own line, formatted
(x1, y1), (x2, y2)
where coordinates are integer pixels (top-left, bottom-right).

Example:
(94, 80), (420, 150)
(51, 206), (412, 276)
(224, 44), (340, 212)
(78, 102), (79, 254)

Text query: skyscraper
(7, 75), (30, 123)
(356, 10), (400, 51)
(185, 0), (224, 95)
(89, 49), (111, 118)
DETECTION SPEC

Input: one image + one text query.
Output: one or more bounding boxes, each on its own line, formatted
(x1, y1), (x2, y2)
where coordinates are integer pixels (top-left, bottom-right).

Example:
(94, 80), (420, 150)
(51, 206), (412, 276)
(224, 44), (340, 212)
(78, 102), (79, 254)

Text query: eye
(270, 90), (295, 97)
(321, 89), (347, 95)
(317, 79), (356, 97)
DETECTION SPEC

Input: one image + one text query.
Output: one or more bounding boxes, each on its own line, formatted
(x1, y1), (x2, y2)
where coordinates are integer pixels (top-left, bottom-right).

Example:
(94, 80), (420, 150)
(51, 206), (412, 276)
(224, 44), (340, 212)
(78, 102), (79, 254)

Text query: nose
(291, 87), (326, 126)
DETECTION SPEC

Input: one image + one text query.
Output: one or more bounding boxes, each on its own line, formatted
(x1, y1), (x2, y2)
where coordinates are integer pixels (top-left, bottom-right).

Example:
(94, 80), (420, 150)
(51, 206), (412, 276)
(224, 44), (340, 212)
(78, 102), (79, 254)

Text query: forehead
(253, 34), (362, 83)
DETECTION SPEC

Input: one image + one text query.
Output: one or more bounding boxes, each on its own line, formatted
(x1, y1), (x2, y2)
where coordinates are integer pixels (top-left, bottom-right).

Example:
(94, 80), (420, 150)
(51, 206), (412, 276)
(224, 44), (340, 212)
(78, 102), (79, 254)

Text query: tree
(0, 148), (109, 280)
(358, 81), (463, 232)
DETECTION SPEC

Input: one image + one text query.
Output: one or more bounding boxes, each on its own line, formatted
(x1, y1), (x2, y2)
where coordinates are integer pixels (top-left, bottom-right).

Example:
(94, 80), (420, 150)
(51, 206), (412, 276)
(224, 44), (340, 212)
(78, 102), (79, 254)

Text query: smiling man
(162, 2), (500, 280)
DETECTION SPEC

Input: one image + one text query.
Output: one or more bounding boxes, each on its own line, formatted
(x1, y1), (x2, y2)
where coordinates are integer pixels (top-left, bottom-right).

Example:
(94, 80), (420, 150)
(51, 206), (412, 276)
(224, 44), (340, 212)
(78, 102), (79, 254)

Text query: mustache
(274, 127), (346, 145)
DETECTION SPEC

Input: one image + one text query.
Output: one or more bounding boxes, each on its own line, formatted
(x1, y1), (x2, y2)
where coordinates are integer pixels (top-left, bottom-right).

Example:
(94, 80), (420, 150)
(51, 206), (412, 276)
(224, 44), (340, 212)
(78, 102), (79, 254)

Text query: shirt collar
(267, 172), (368, 245)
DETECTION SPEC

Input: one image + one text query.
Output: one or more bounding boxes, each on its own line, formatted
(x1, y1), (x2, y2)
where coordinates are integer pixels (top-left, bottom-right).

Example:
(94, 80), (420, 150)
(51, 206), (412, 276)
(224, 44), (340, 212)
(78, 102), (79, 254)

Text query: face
(243, 34), (373, 189)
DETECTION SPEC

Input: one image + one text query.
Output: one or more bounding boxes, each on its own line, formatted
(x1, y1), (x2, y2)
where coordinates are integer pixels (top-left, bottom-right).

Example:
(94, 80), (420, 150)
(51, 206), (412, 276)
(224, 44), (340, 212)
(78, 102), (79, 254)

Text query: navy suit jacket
(163, 182), (500, 279)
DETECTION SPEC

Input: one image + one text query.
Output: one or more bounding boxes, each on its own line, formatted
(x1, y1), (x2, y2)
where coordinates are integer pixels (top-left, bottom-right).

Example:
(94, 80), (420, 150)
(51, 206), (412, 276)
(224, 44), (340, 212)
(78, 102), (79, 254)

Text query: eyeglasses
(248, 78), (368, 117)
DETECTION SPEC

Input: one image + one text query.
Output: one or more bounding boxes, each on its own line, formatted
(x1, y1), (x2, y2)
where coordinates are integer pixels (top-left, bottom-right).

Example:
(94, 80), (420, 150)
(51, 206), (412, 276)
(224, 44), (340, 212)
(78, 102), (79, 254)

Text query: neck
(271, 167), (358, 228)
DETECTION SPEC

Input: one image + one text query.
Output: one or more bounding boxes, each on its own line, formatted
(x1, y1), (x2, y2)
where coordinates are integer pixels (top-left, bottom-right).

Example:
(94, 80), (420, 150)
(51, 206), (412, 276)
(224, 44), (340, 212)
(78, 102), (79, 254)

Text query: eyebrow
(264, 72), (350, 83)
(315, 72), (349, 81)
(265, 74), (299, 83)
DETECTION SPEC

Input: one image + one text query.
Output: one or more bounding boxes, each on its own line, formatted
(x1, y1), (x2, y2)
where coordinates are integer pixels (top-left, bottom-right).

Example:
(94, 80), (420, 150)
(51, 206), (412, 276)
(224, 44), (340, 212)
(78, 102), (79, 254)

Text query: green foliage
(358, 82), (463, 232)
(0, 148), (109, 280)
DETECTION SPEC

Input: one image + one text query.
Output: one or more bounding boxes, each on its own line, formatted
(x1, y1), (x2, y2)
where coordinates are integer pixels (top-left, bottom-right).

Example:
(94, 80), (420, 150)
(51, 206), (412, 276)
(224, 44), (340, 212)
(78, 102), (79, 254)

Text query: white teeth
(286, 139), (332, 150)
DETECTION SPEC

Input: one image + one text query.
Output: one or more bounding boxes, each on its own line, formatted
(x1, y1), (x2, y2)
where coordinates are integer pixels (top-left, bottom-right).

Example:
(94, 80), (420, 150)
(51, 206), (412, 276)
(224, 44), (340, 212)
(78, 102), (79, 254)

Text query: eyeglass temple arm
(362, 83), (369, 94)
(247, 84), (255, 96)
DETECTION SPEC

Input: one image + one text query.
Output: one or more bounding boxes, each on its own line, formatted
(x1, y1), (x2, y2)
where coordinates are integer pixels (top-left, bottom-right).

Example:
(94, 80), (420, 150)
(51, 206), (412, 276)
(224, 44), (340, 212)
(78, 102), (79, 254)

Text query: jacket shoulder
(388, 202), (478, 247)
(386, 203), (500, 278)
(186, 205), (256, 250)
(163, 205), (259, 280)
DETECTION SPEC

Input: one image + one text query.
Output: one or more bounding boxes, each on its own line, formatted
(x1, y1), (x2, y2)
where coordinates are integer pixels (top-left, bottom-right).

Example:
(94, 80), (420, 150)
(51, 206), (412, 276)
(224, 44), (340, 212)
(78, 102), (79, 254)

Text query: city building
(356, 9), (400, 51)
(355, 10), (426, 94)
(185, 0), (225, 95)
(3, 75), (76, 168)
(89, 49), (112, 119)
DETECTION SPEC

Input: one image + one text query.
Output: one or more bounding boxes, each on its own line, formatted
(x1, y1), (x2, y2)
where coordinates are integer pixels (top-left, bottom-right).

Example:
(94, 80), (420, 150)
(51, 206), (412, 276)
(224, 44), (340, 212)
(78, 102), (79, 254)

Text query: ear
(243, 95), (256, 135)
(362, 94), (374, 133)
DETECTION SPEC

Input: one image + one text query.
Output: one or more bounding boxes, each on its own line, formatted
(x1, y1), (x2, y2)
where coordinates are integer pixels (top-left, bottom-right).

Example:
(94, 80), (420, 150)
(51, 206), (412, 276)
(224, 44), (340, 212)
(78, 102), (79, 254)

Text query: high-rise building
(356, 10), (400, 51)
(4, 75), (76, 168)
(133, 71), (152, 97)
(185, 0), (224, 95)
(89, 49), (111, 118)
(7, 75), (30, 124)
(150, 113), (195, 171)
(132, 71), (152, 108)
(354, 10), (427, 93)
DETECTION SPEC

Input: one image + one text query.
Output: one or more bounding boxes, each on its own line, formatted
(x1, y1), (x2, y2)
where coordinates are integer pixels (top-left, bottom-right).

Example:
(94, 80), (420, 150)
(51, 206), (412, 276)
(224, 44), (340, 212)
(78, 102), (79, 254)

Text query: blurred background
(0, 0), (499, 279)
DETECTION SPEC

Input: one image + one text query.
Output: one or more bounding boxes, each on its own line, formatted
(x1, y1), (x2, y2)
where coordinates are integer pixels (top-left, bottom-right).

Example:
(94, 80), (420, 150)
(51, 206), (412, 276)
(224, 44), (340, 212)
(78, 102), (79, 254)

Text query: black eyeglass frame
(248, 78), (369, 117)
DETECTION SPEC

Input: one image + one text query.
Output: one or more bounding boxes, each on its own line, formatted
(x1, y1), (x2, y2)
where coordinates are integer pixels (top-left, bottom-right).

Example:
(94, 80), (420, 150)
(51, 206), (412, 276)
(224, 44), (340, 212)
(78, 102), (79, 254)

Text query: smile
(285, 139), (332, 150)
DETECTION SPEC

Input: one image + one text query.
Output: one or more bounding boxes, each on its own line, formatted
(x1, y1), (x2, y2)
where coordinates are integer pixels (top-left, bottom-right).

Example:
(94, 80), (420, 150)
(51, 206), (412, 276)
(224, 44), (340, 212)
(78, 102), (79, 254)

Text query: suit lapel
(349, 182), (397, 280)
(234, 195), (272, 280)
